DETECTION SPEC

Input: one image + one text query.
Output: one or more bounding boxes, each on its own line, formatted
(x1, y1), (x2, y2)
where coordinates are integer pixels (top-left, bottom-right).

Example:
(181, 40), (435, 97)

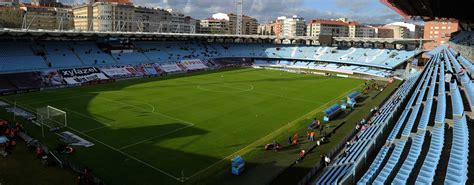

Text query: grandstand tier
(0, 41), (419, 74)
(313, 46), (474, 184)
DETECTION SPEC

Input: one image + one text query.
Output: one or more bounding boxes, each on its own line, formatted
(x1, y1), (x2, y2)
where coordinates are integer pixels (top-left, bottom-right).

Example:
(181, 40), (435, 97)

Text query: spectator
(299, 150), (306, 158)
(273, 141), (281, 152)
(320, 155), (325, 166)
(10, 140), (16, 151)
(292, 133), (299, 145)
(310, 131), (316, 141)
(343, 141), (351, 157)
(459, 68), (465, 77)
(296, 149), (306, 164)
(15, 122), (24, 133)
(324, 155), (331, 167)
(445, 70), (453, 83)
(319, 124), (324, 135)
(36, 146), (44, 158)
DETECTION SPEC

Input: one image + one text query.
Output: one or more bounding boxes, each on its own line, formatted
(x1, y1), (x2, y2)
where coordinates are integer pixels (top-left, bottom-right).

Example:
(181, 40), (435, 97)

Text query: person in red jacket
(292, 133), (299, 145)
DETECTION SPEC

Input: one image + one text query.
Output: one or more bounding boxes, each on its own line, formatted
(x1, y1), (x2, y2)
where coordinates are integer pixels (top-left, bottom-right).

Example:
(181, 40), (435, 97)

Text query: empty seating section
(373, 141), (407, 184)
(416, 125), (445, 184)
(111, 52), (150, 64)
(255, 61), (393, 77)
(391, 63), (438, 183)
(70, 42), (116, 65)
(450, 82), (464, 117)
(417, 64), (437, 130)
(41, 42), (84, 68)
(135, 42), (172, 61)
(445, 82), (469, 184)
(0, 42), (48, 72)
(0, 41), (420, 73)
(315, 164), (353, 185)
(415, 60), (447, 184)
(393, 131), (426, 184)
(357, 125), (380, 141)
(401, 62), (433, 137)
(0, 42), (35, 57)
(213, 44), (419, 69)
(354, 47), (473, 184)
(334, 140), (370, 165)
(0, 56), (48, 72)
(357, 146), (389, 184)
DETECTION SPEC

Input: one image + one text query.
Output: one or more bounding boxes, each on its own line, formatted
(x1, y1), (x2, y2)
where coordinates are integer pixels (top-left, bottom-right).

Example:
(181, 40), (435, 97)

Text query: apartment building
(423, 18), (459, 50)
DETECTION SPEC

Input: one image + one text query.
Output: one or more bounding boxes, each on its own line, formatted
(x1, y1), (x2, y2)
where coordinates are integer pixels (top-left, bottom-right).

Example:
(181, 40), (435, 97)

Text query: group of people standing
(1, 120), (24, 155)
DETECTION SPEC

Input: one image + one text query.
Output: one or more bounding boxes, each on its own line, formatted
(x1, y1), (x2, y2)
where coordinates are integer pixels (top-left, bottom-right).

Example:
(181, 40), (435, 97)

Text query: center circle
(197, 83), (254, 93)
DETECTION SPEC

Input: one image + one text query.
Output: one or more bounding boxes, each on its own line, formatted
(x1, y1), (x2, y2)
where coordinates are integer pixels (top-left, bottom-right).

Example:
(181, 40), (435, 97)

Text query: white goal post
(36, 106), (67, 137)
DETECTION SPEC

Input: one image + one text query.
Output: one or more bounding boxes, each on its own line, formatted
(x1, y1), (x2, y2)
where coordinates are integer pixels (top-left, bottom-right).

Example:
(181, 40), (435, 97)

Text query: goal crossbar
(47, 105), (67, 115)
(37, 105), (68, 130)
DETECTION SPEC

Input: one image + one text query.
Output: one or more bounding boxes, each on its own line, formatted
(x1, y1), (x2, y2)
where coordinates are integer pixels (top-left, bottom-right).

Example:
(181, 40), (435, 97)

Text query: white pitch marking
(94, 96), (195, 126)
(186, 84), (364, 180)
(0, 98), (184, 182)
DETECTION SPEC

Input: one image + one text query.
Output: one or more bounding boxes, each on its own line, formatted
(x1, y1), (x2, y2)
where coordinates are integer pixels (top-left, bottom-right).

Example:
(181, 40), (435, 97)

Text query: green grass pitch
(3, 68), (365, 184)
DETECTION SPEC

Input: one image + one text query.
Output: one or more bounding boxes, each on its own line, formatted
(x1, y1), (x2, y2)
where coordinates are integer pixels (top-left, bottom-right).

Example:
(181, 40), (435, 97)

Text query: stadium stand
(0, 41), (418, 74)
(39, 42), (85, 68)
(337, 46), (474, 185)
(253, 60), (393, 78)
(0, 42), (49, 72)
(70, 42), (117, 66)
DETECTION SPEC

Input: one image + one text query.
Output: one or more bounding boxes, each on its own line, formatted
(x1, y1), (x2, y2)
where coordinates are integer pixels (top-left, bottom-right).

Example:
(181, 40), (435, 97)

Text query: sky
(47, 0), (410, 24)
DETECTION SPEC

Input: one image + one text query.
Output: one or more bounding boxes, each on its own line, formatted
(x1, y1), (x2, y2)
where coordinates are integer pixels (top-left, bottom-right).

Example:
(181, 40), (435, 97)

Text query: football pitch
(3, 68), (366, 184)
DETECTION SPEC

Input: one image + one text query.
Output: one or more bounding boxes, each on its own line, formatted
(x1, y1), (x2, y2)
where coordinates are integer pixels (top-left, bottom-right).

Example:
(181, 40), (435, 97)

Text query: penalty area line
(66, 126), (184, 182)
(0, 98), (183, 182)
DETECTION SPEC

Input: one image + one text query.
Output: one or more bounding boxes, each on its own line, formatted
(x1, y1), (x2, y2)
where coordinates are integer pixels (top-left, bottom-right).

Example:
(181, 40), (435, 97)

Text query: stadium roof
(381, 0), (474, 21)
(334, 37), (431, 44)
(0, 28), (314, 41)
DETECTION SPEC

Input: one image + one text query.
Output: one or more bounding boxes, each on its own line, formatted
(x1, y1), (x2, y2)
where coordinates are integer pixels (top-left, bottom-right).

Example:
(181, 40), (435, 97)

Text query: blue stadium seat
(393, 132), (426, 183)
(357, 146), (390, 184)
(315, 164), (353, 185)
(373, 141), (407, 184)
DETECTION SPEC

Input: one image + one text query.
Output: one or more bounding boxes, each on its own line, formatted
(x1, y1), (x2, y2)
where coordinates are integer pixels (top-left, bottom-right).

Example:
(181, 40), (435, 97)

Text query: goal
(36, 106), (67, 135)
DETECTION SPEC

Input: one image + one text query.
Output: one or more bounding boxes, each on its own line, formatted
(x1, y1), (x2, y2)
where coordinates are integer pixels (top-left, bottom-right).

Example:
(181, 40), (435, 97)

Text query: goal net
(36, 106), (67, 131)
